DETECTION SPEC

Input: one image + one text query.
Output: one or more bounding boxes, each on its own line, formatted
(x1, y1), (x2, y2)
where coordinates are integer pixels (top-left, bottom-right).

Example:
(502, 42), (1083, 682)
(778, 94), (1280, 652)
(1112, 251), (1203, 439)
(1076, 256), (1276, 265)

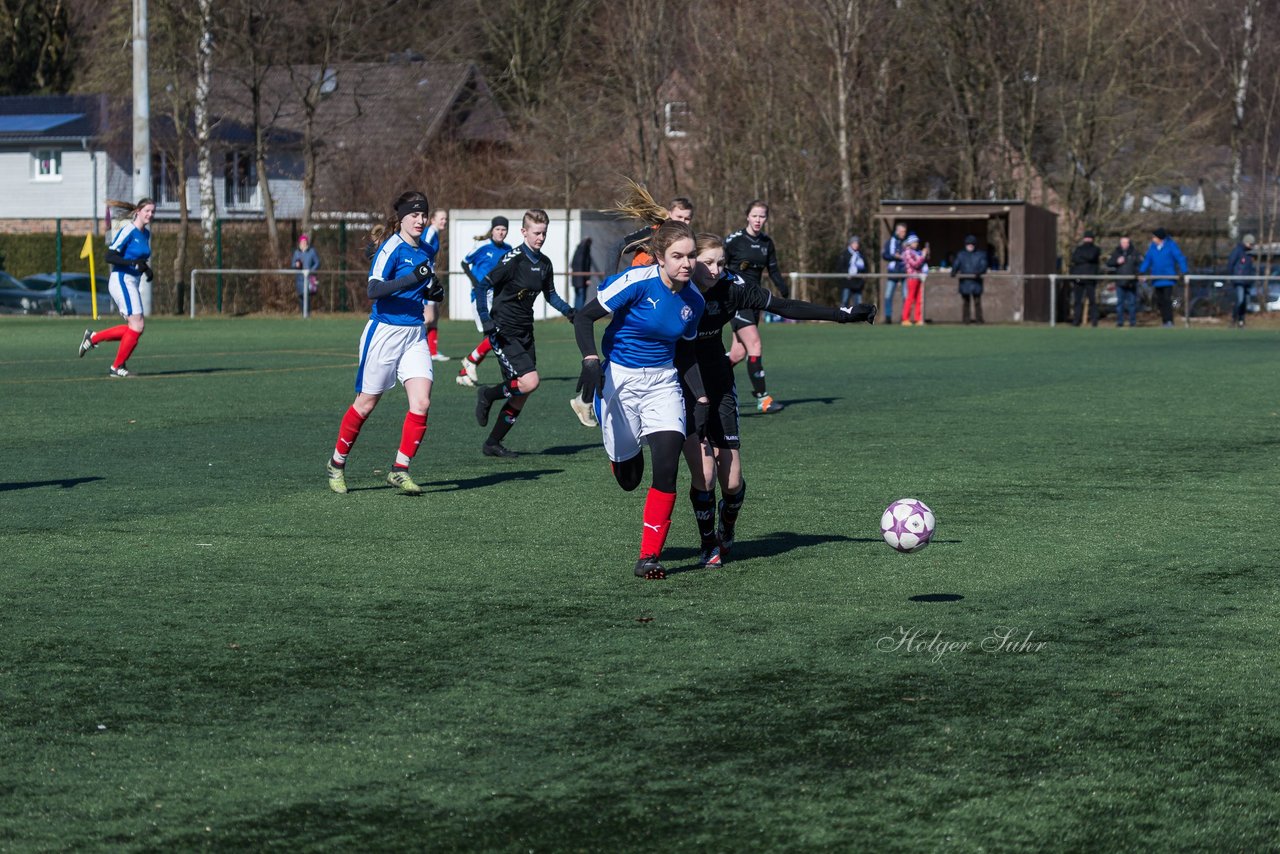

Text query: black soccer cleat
(482, 441), (518, 459)
(634, 556), (667, 580)
(476, 386), (494, 427)
(698, 537), (722, 568)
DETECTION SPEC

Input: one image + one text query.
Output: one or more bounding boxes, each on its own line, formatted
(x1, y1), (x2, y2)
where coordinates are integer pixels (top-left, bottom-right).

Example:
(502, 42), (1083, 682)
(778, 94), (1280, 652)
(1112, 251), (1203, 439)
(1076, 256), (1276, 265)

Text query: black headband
(396, 198), (429, 218)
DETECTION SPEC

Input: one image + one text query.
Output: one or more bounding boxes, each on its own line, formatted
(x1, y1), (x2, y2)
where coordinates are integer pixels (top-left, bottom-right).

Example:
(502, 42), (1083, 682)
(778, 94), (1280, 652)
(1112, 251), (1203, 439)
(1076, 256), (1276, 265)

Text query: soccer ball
(880, 499), (936, 553)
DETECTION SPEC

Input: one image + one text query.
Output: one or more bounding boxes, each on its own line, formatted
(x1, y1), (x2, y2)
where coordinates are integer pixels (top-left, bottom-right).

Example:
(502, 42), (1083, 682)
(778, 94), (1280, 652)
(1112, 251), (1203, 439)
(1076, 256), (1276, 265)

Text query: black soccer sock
(720, 481), (746, 535)
(746, 356), (767, 398)
(689, 487), (717, 542)
(482, 383), (507, 404)
(486, 405), (519, 445)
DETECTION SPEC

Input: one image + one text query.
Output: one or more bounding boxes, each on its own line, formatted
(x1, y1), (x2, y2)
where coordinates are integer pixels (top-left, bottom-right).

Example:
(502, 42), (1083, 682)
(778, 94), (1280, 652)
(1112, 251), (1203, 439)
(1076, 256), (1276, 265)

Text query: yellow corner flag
(81, 234), (98, 320)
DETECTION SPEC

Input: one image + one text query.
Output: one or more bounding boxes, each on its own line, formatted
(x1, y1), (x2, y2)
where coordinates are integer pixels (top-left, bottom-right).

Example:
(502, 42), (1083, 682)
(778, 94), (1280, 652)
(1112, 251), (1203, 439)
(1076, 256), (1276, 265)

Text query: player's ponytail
(608, 179), (668, 227)
(107, 198), (155, 217)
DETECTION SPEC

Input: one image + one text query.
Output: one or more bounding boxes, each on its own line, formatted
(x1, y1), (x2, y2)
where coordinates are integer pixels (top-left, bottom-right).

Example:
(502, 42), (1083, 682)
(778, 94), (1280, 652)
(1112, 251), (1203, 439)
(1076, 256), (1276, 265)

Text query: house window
(33, 149), (62, 181)
(223, 150), (258, 208)
(152, 151), (182, 206)
(664, 101), (690, 139)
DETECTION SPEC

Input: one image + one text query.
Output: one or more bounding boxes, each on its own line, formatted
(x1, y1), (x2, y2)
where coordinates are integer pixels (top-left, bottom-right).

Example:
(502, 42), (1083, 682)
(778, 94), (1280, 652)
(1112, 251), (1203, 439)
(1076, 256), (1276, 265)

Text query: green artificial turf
(1, 316), (1278, 851)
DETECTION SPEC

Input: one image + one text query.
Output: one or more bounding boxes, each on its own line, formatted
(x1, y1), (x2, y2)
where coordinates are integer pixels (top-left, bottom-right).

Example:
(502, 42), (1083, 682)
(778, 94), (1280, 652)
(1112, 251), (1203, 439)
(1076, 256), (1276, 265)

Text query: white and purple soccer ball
(880, 499), (936, 553)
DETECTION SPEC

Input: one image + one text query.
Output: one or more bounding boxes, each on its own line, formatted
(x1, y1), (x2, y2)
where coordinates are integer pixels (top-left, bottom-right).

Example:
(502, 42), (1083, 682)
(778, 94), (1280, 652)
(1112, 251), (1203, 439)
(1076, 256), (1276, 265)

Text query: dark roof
(0, 94), (109, 144)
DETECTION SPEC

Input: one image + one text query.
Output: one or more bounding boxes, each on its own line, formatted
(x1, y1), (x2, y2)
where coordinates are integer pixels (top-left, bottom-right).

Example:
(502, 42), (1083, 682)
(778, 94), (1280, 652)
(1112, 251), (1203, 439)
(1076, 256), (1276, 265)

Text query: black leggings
(614, 430), (683, 492)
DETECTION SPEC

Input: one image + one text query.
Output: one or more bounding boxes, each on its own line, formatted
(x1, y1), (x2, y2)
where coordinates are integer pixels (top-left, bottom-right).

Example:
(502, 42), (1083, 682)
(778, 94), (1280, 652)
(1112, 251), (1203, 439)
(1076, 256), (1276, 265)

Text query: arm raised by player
(728, 280), (875, 324)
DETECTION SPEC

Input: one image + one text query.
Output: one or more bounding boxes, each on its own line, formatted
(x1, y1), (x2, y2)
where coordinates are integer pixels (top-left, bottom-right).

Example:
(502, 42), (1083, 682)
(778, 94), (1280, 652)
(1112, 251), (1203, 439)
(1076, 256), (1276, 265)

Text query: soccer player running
(78, 198), (156, 376)
(325, 190), (445, 496)
(573, 220), (705, 580)
(421, 208), (450, 361)
(455, 215), (512, 387)
(572, 183), (691, 427)
(681, 234), (876, 566)
(724, 201), (788, 413)
(473, 209), (576, 459)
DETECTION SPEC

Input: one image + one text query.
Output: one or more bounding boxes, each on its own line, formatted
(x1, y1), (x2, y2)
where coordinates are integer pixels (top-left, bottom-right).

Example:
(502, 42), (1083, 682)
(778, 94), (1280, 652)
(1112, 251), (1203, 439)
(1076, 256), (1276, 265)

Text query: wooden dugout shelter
(877, 200), (1058, 322)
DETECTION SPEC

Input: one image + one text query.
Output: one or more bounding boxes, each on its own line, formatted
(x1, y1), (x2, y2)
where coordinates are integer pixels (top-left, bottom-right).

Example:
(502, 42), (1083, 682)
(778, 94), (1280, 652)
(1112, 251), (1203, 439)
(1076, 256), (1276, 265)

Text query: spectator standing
(571, 237), (595, 310)
(950, 234), (989, 324)
(1138, 227), (1188, 327)
(899, 234), (928, 326)
(881, 222), (908, 323)
(1069, 231), (1102, 327)
(1226, 233), (1256, 328)
(1106, 235), (1141, 327)
(839, 235), (867, 307)
(291, 233), (321, 313)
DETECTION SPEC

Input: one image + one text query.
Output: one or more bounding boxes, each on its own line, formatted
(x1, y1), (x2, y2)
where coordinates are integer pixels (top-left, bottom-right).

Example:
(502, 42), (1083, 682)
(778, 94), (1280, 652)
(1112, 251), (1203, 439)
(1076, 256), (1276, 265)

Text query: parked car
(0, 271), (56, 315)
(1097, 281), (1152, 318)
(18, 273), (114, 317)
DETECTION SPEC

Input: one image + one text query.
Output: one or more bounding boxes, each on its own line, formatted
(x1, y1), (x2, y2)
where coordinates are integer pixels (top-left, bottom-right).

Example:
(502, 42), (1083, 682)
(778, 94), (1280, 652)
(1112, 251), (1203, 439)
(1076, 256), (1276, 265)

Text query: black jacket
(950, 248), (988, 282)
(1106, 245), (1140, 286)
(1069, 242), (1102, 280)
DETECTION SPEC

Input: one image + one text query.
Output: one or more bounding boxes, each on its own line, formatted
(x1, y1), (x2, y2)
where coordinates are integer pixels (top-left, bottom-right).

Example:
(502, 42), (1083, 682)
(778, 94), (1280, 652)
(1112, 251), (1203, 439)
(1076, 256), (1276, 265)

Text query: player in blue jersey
(78, 198), (155, 376)
(325, 190), (445, 495)
(455, 215), (512, 388)
(681, 233), (875, 566)
(421, 208), (450, 361)
(473, 209), (576, 458)
(573, 219), (705, 580)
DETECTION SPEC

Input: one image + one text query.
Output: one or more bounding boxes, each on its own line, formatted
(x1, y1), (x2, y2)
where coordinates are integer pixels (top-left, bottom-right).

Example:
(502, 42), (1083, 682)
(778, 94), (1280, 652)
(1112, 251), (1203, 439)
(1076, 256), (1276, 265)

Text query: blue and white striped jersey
(368, 234), (432, 326)
(597, 265), (705, 369)
(108, 222), (150, 276)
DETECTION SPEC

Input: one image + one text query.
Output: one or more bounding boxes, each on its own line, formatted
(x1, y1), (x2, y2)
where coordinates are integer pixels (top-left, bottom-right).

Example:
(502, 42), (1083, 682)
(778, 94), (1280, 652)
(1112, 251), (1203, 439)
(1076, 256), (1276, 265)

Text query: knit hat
(491, 215), (510, 229)
(1243, 233), (1256, 245)
(963, 234), (977, 244)
(1082, 230), (1095, 239)
(1152, 227), (1169, 240)
(905, 233), (920, 245)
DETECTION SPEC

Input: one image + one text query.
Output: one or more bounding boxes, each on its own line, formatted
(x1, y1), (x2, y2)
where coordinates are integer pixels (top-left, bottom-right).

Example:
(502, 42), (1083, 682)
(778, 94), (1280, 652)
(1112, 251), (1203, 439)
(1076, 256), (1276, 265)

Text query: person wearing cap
(839, 235), (868, 308)
(291, 232), (321, 313)
(325, 190), (445, 496)
(950, 234), (989, 324)
(1138, 227), (1188, 327)
(1068, 230), (1102, 327)
(1106, 235), (1141, 327)
(900, 233), (929, 325)
(456, 215), (513, 387)
(1226, 233), (1257, 328)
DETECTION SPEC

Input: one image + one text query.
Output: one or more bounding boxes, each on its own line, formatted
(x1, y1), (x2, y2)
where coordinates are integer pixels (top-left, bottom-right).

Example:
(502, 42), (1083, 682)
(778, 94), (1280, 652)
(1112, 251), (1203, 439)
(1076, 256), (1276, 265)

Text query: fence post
(55, 219), (63, 314)
(215, 219), (224, 314)
(1183, 275), (1190, 327)
(339, 220), (348, 312)
(1049, 275), (1056, 327)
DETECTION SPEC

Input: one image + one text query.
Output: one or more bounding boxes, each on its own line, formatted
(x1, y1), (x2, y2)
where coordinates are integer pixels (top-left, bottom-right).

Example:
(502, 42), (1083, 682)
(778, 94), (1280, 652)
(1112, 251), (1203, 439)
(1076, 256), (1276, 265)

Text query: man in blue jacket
(1138, 227), (1188, 327)
(1225, 233), (1256, 328)
(881, 222), (908, 324)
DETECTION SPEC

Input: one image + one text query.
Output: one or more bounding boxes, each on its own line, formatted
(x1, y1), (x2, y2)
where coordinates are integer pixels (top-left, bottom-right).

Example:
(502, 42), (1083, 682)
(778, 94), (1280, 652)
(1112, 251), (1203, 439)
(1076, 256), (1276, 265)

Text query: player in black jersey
(678, 233), (875, 565)
(724, 201), (788, 414)
(474, 209), (575, 458)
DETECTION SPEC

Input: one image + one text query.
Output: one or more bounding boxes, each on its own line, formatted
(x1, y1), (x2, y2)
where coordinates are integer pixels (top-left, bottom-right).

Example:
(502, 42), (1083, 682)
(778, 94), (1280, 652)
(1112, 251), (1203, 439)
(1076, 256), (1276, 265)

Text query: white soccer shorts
(354, 321), (434, 394)
(109, 271), (143, 318)
(597, 362), (686, 462)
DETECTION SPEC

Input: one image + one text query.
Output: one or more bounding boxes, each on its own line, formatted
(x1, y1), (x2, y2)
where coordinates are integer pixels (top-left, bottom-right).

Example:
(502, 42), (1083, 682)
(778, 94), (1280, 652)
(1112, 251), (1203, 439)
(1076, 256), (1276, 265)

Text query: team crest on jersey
(681, 305), (693, 321)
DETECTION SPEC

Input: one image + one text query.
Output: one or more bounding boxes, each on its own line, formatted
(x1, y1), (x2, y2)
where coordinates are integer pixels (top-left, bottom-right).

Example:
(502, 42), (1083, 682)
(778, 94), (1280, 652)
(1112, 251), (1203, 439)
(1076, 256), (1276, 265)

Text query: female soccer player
(724, 201), (788, 413)
(681, 234), (875, 566)
(573, 219), (705, 580)
(422, 208), (450, 361)
(78, 198), (155, 377)
(455, 215), (512, 388)
(473, 209), (575, 458)
(325, 190), (445, 496)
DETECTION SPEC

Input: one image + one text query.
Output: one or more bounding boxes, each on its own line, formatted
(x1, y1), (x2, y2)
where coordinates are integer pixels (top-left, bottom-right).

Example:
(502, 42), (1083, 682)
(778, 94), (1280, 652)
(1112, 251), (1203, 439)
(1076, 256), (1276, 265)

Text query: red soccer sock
(333, 405), (368, 463)
(427, 327), (439, 356)
(470, 337), (493, 363)
(639, 488), (677, 559)
(93, 325), (128, 345)
(396, 411), (428, 466)
(112, 328), (141, 369)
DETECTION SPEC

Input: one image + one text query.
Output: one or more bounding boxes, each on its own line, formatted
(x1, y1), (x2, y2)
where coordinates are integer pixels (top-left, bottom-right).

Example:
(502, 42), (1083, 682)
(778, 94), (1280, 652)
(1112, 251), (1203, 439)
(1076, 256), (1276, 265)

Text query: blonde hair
(523, 209), (550, 228)
(107, 198), (155, 217)
(609, 179), (669, 227)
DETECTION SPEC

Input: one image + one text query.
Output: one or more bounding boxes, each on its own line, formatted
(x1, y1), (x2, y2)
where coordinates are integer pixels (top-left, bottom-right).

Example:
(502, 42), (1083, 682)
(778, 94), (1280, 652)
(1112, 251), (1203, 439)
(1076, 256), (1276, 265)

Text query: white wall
(446, 209), (632, 321)
(0, 148), (106, 221)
